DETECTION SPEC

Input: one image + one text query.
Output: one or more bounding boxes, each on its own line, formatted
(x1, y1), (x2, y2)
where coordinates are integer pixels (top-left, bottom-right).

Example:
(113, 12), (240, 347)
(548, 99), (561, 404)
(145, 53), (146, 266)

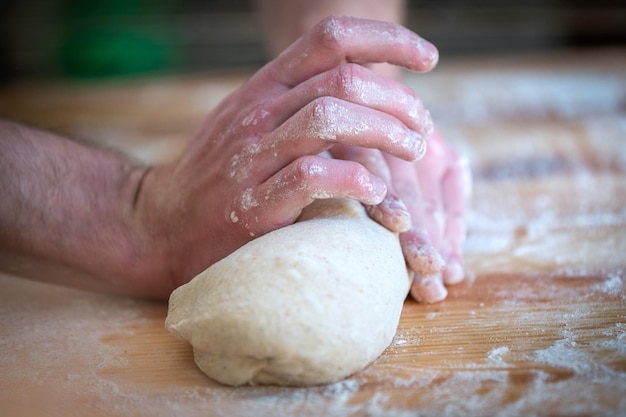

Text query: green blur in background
(57, 0), (181, 79)
(1, 0), (624, 82)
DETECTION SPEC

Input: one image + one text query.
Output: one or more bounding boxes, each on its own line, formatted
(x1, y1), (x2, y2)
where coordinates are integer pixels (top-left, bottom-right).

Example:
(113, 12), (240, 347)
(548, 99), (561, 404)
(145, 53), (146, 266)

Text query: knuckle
(313, 15), (350, 53)
(334, 63), (366, 100)
(347, 165), (377, 195)
(344, 161), (368, 183)
(227, 134), (264, 182)
(293, 156), (327, 182)
(240, 104), (272, 129)
(312, 95), (335, 113)
(306, 97), (340, 138)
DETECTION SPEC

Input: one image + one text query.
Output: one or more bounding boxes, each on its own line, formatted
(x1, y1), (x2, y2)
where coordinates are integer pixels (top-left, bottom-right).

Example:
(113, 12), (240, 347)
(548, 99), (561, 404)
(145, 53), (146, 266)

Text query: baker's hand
(387, 130), (471, 303)
(135, 16), (439, 288)
(331, 129), (471, 303)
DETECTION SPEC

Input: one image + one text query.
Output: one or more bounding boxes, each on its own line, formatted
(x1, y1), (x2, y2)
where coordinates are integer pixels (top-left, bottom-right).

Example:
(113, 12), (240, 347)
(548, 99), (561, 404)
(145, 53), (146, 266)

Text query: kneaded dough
(165, 198), (410, 386)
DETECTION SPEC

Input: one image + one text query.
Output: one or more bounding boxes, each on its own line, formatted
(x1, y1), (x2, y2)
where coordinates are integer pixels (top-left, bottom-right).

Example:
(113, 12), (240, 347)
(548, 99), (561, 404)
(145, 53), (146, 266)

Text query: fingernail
(416, 38), (439, 69)
(387, 194), (406, 209)
(409, 130), (427, 160)
(408, 105), (434, 141)
(381, 195), (412, 232)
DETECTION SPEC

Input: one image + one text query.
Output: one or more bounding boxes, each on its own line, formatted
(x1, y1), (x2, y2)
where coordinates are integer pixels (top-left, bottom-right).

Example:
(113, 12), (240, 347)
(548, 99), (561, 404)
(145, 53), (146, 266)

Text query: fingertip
(442, 259), (465, 285)
(367, 194), (412, 233)
(423, 110), (434, 139)
(364, 174), (388, 205)
(403, 238), (445, 277)
(385, 195), (412, 232)
(410, 274), (447, 304)
(410, 130), (428, 161)
(415, 37), (439, 71)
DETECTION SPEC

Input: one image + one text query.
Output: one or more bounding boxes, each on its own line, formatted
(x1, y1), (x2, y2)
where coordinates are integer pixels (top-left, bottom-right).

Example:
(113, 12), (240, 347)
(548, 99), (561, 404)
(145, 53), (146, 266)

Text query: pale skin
(258, 0), (471, 302)
(0, 16), (469, 302)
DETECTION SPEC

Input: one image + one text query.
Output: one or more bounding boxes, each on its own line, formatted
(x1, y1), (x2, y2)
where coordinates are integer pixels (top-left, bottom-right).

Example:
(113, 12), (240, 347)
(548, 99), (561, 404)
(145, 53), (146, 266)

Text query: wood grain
(1, 49), (624, 417)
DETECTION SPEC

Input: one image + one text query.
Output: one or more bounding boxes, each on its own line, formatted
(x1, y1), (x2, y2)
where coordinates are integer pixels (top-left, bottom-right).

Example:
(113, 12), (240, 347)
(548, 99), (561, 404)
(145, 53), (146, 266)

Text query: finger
(269, 63), (434, 139)
(270, 16), (439, 87)
(410, 274), (448, 304)
(441, 153), (472, 285)
(400, 227), (444, 278)
(385, 155), (443, 277)
(256, 97), (426, 181)
(330, 144), (392, 184)
(383, 155), (434, 248)
(413, 133), (449, 250)
(229, 155), (387, 236)
(366, 194), (412, 233)
(384, 154), (448, 304)
(330, 144), (411, 233)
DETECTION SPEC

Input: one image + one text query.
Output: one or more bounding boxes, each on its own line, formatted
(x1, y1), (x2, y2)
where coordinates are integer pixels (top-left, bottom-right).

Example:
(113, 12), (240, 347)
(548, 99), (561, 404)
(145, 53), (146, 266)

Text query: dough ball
(165, 198), (410, 386)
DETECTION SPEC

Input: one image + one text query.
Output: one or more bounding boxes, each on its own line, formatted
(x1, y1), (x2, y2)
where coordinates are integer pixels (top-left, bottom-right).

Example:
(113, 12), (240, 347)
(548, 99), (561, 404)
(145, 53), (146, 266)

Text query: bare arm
(256, 0), (406, 55)
(256, 0), (405, 79)
(0, 121), (171, 297)
(1, 17), (439, 300)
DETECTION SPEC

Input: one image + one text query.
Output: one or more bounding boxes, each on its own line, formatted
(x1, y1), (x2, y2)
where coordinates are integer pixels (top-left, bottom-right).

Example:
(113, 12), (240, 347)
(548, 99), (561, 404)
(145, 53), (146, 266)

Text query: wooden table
(1, 48), (625, 417)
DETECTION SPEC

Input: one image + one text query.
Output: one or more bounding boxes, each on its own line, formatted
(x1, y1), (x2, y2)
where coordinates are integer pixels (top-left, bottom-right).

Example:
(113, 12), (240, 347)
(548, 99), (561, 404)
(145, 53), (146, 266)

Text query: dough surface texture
(165, 198), (410, 386)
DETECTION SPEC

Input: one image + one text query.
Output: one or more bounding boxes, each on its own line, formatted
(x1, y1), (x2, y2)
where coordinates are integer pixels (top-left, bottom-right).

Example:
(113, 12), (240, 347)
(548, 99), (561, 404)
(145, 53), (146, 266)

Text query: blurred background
(0, 0), (625, 82)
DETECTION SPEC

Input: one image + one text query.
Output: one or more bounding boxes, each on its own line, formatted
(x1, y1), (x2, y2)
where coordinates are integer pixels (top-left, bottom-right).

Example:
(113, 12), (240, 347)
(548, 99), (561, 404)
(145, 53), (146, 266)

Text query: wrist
(117, 164), (178, 298)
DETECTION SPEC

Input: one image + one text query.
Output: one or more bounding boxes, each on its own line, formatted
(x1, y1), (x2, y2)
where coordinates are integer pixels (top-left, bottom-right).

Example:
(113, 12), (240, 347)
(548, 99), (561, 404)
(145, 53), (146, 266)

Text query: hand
(387, 129), (471, 303)
(135, 16), (440, 291)
(331, 129), (471, 303)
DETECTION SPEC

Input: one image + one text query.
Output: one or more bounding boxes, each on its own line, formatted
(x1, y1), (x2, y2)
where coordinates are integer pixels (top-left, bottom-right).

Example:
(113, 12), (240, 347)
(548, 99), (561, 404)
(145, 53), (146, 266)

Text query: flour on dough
(165, 198), (410, 386)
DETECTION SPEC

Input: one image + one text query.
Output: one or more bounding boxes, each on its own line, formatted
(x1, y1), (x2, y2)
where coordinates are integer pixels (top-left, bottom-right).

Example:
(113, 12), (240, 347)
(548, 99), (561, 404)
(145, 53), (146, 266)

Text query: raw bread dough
(165, 198), (410, 386)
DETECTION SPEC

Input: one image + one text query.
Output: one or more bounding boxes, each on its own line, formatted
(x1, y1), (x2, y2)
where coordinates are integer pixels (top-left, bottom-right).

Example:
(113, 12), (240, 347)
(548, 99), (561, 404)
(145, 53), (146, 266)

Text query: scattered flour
(409, 68), (626, 124)
(486, 346), (511, 367)
(593, 272), (624, 296)
(3, 52), (626, 417)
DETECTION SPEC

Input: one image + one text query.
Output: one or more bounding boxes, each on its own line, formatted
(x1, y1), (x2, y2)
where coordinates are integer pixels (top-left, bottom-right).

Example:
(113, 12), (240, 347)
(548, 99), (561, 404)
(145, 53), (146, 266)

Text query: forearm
(256, 0), (406, 80)
(256, 0), (406, 57)
(0, 121), (168, 297)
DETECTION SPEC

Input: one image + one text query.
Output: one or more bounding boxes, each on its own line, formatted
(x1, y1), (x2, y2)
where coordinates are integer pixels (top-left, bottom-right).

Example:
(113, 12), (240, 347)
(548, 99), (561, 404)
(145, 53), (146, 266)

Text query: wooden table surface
(1, 48), (625, 417)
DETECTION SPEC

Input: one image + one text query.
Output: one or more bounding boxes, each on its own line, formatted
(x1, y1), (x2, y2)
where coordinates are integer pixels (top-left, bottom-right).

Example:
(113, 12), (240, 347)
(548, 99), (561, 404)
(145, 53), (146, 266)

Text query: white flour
(2, 52), (626, 417)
